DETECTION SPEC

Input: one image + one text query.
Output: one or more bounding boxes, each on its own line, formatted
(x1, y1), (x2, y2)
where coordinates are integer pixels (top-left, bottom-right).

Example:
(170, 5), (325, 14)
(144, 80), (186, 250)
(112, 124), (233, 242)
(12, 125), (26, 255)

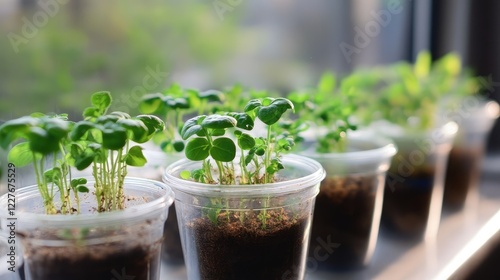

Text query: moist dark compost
(443, 147), (482, 210)
(310, 175), (379, 270)
(187, 211), (309, 280)
(20, 227), (162, 280)
(381, 167), (435, 239)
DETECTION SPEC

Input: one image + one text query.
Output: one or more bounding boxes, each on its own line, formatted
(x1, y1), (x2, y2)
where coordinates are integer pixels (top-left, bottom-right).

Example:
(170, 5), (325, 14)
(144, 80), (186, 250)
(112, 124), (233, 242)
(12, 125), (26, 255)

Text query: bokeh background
(0, 0), (499, 149)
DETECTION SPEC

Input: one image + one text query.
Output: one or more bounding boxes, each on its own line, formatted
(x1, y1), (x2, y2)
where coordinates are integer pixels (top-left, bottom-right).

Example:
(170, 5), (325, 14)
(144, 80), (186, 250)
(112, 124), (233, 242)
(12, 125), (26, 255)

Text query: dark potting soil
(381, 167), (435, 239)
(443, 147), (482, 210)
(310, 175), (379, 270)
(189, 211), (308, 280)
(21, 229), (162, 280)
(162, 203), (184, 264)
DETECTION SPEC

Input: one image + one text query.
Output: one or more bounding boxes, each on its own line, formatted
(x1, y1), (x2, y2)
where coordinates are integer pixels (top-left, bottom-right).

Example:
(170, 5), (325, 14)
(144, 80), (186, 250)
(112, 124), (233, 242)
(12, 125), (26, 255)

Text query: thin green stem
(239, 147), (248, 184)
(264, 125), (272, 183)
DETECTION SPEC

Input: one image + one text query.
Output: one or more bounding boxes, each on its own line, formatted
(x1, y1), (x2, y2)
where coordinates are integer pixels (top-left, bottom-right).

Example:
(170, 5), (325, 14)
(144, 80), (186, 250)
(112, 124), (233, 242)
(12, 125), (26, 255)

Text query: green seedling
(375, 51), (481, 130)
(71, 91), (164, 212)
(181, 97), (294, 184)
(288, 72), (358, 153)
(139, 84), (224, 154)
(0, 92), (164, 214)
(0, 113), (86, 214)
(179, 96), (295, 228)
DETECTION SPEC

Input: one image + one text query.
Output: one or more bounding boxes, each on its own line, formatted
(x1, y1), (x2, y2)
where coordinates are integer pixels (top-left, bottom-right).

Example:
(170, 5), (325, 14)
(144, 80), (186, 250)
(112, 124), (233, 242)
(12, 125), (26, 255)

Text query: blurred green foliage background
(0, 0), (243, 119)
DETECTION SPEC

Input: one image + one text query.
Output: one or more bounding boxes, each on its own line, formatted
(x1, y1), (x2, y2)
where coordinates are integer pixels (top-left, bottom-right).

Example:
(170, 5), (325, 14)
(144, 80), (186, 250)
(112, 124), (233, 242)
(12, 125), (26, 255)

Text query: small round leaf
(185, 137), (210, 161)
(237, 133), (255, 150)
(126, 146), (147, 167)
(210, 137), (236, 162)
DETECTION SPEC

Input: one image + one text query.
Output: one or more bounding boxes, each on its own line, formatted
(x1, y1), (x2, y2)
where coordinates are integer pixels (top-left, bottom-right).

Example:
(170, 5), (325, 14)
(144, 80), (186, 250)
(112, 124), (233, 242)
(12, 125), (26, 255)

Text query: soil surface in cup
(443, 147), (482, 210)
(382, 167), (435, 239)
(20, 225), (161, 280)
(162, 203), (184, 264)
(189, 211), (308, 280)
(310, 175), (378, 270)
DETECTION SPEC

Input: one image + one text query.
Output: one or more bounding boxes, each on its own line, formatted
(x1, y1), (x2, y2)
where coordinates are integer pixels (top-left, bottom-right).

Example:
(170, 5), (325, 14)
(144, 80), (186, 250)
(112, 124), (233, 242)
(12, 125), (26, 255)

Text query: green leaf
(91, 91), (112, 114)
(318, 72), (336, 94)
(244, 99), (262, 112)
(30, 112), (46, 118)
(44, 167), (62, 183)
(436, 52), (461, 77)
(110, 111), (131, 119)
(76, 186), (90, 193)
(244, 151), (255, 166)
(136, 115), (165, 136)
(210, 129), (226, 136)
(271, 98), (294, 112)
(210, 137), (236, 162)
(139, 93), (164, 114)
(257, 98), (294, 125)
(0, 116), (38, 149)
(185, 137), (210, 161)
(167, 97), (190, 109)
(73, 150), (95, 171)
(126, 146), (147, 166)
(173, 141), (185, 152)
(45, 118), (69, 139)
(414, 51), (431, 79)
(7, 142), (38, 167)
(70, 121), (94, 141)
(237, 133), (255, 150)
(96, 114), (122, 125)
(28, 127), (59, 155)
(71, 178), (87, 188)
(227, 112), (254, 130)
(191, 169), (205, 182)
(180, 116), (205, 140)
(198, 90), (224, 102)
(200, 115), (237, 130)
(117, 119), (148, 143)
(180, 170), (191, 180)
(101, 125), (127, 150)
(83, 107), (100, 119)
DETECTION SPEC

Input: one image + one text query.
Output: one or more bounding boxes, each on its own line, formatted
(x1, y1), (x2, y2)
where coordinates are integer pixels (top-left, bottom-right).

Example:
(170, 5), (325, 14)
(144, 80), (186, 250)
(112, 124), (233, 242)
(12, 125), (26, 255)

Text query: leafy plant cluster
(374, 51), (482, 130)
(287, 72), (361, 153)
(180, 97), (296, 185)
(139, 84), (225, 155)
(0, 92), (164, 214)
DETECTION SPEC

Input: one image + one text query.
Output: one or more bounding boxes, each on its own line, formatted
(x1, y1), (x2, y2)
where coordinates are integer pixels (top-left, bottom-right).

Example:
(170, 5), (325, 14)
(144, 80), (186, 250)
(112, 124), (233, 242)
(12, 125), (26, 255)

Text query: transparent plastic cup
(163, 154), (325, 280)
(377, 121), (458, 240)
(0, 177), (174, 280)
(441, 98), (500, 210)
(302, 131), (396, 270)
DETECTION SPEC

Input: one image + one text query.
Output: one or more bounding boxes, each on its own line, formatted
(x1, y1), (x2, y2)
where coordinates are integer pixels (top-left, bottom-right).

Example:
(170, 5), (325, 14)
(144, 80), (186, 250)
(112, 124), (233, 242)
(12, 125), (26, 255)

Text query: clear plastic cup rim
(163, 154), (326, 197)
(0, 177), (174, 228)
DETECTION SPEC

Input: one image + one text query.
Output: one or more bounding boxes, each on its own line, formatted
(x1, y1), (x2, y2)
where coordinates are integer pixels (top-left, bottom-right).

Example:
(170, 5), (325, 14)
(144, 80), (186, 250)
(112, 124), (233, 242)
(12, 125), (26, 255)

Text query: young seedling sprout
(288, 72), (358, 153)
(376, 51), (478, 130)
(0, 114), (86, 214)
(0, 91), (165, 214)
(139, 84), (224, 154)
(180, 97), (294, 184)
(178, 95), (295, 227)
(70, 92), (164, 212)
